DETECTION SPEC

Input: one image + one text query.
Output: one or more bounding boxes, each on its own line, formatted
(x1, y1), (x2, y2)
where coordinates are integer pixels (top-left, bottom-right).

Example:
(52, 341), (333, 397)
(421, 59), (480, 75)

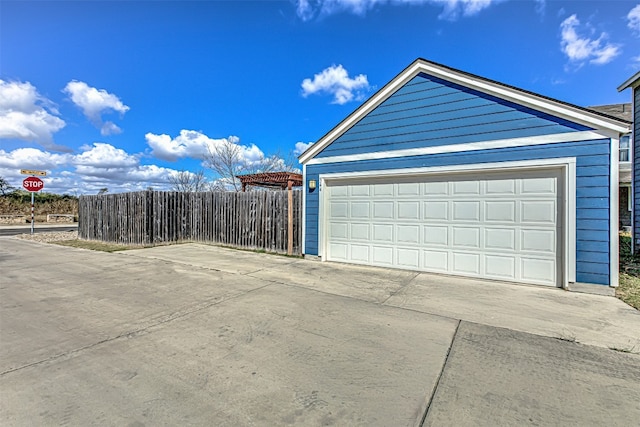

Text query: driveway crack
(416, 319), (461, 427)
(380, 272), (420, 305)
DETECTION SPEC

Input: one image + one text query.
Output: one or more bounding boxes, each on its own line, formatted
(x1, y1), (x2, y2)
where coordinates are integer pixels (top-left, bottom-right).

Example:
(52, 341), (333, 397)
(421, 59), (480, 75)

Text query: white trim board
(610, 137), (620, 288)
(307, 130), (604, 165)
(318, 158), (577, 289)
(299, 59), (631, 164)
(302, 164), (307, 255)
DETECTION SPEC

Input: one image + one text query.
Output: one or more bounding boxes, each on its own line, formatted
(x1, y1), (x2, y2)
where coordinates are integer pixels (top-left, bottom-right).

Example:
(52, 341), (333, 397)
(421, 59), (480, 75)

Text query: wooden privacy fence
(78, 190), (302, 255)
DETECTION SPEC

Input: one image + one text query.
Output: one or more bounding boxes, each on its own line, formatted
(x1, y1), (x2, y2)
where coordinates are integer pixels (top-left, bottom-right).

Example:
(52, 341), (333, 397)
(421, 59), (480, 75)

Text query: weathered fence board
(78, 190), (302, 255)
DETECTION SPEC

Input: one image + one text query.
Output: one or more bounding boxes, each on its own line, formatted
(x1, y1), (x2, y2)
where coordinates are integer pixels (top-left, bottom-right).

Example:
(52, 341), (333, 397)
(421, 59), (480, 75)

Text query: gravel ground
(16, 231), (78, 243)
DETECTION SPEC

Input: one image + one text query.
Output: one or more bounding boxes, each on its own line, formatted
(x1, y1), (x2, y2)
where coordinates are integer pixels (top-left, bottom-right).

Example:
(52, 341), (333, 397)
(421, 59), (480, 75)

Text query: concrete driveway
(1, 239), (639, 426)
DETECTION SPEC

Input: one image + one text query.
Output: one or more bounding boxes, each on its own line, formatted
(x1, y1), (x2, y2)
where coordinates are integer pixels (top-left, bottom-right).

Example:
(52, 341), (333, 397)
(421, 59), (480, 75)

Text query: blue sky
(1, 0), (638, 194)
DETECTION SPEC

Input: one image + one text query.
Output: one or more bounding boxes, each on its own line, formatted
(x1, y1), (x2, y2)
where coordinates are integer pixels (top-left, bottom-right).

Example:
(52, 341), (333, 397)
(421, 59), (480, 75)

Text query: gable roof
(618, 71), (640, 91)
(299, 58), (631, 164)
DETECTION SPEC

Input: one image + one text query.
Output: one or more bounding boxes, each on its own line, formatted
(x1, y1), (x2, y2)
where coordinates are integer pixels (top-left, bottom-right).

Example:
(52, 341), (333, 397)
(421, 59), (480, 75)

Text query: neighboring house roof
(587, 104), (632, 123)
(299, 58), (632, 164)
(618, 71), (640, 91)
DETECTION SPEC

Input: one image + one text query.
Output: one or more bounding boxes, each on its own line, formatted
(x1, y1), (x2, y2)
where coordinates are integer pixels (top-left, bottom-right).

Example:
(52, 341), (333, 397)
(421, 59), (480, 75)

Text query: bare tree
(0, 176), (16, 195)
(168, 170), (208, 192)
(204, 139), (298, 192)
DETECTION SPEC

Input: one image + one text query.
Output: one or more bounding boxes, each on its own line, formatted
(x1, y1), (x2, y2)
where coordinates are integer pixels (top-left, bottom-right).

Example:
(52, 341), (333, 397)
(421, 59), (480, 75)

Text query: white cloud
(301, 65), (370, 104)
(0, 147), (72, 171)
(0, 80), (67, 150)
(560, 14), (621, 66)
(64, 81), (129, 135)
(628, 4), (640, 35)
(145, 130), (266, 165)
(294, 141), (314, 156)
(294, 0), (499, 21)
(0, 143), (180, 194)
(74, 143), (139, 169)
(145, 130), (240, 161)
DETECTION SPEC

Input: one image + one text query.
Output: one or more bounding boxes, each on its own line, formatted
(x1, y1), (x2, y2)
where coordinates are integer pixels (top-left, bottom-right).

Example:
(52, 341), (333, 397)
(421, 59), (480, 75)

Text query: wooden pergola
(237, 172), (303, 256)
(237, 172), (302, 192)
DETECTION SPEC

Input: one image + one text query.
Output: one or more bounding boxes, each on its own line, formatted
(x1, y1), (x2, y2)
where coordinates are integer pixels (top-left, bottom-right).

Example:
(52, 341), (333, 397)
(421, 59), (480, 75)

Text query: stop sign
(23, 176), (44, 192)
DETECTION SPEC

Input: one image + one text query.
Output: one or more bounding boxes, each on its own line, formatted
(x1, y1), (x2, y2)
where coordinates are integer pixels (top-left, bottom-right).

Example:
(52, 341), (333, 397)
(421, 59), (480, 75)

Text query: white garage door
(324, 169), (563, 287)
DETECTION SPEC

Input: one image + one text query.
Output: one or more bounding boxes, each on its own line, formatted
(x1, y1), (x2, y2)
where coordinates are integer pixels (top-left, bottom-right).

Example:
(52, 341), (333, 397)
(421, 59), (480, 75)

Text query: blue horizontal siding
(576, 208), (609, 219)
(577, 240), (609, 253)
(317, 74), (591, 159)
(578, 272), (609, 285)
(305, 138), (611, 285)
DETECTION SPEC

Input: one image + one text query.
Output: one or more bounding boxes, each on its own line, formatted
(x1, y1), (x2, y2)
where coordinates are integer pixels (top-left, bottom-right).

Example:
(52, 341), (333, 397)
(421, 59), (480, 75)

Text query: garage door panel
(329, 222), (348, 239)
(522, 177), (556, 194)
(453, 180), (480, 195)
(452, 227), (480, 248)
(398, 201), (420, 219)
(351, 245), (370, 262)
(325, 169), (561, 287)
(372, 246), (394, 265)
(351, 184), (370, 196)
(397, 225), (420, 243)
(350, 223), (370, 240)
(521, 229), (555, 253)
(351, 202), (370, 218)
(485, 255), (516, 279)
(521, 201), (556, 223)
(424, 202), (448, 220)
(521, 258), (556, 285)
(453, 201), (480, 221)
(423, 250), (448, 271)
(374, 184), (394, 196)
(330, 202), (348, 218)
(398, 182), (420, 195)
(452, 252), (481, 274)
(372, 224), (393, 242)
(485, 228), (516, 250)
(425, 181), (448, 195)
(486, 201), (516, 222)
(330, 186), (348, 196)
(424, 226), (448, 246)
(373, 202), (394, 219)
(486, 179), (516, 194)
(329, 242), (348, 261)
(397, 248), (420, 268)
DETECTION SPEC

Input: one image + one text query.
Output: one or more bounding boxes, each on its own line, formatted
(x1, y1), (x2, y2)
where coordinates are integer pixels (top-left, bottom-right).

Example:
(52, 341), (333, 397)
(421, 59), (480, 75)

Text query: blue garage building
(299, 59), (631, 290)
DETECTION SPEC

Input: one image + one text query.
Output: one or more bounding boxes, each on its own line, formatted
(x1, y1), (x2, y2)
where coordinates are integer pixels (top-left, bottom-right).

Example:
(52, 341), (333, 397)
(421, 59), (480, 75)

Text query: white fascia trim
(418, 62), (631, 135)
(610, 137), (620, 288)
(302, 164), (307, 255)
(319, 157), (577, 286)
(307, 130), (604, 165)
(300, 60), (630, 164)
(318, 177), (325, 259)
(319, 158), (576, 181)
(566, 160), (577, 286)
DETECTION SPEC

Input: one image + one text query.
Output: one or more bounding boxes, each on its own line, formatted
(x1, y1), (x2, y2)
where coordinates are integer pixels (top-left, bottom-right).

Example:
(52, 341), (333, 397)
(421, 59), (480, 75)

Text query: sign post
(21, 172), (46, 235)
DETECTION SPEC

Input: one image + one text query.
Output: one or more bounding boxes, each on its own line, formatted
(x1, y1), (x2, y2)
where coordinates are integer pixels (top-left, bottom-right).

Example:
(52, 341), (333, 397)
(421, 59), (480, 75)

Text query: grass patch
(618, 233), (640, 310)
(54, 239), (136, 253)
(617, 273), (640, 311)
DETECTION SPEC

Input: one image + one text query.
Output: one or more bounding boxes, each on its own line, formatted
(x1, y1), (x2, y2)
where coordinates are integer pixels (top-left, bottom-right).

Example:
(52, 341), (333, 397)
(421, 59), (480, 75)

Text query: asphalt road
(0, 225), (77, 236)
